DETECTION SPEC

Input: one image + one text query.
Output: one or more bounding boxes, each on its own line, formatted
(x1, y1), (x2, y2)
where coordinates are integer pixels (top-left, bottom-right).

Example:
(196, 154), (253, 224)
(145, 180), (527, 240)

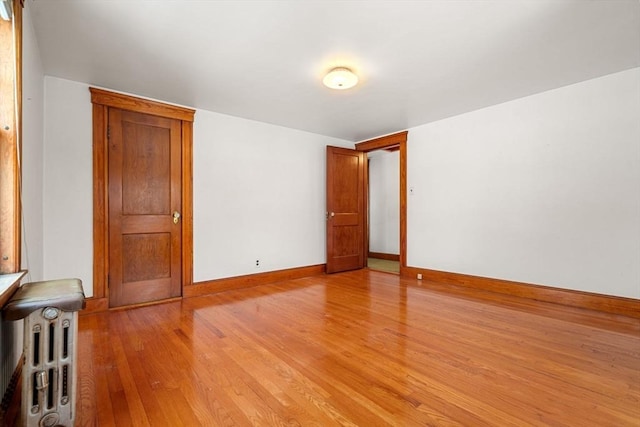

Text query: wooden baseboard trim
(80, 297), (109, 315)
(368, 252), (400, 262)
(402, 266), (640, 319)
(82, 265), (326, 311)
(0, 355), (23, 427)
(185, 264), (326, 298)
(109, 297), (183, 312)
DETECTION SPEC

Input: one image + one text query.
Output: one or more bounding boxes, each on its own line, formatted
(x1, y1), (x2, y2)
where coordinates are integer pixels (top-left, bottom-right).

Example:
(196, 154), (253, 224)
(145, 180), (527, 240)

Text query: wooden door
(326, 146), (366, 273)
(108, 109), (183, 307)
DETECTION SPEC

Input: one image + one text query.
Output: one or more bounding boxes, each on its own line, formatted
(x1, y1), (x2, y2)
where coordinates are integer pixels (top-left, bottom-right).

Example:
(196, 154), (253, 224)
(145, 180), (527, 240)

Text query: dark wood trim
(399, 138), (407, 270)
(0, 355), (23, 427)
(80, 296), (187, 315)
(89, 88), (195, 122)
(403, 266), (640, 318)
(107, 297), (182, 312)
(355, 131), (408, 152)
(355, 131), (408, 272)
(0, 0), (22, 274)
(363, 156), (369, 265)
(80, 297), (109, 315)
(92, 104), (108, 300)
(185, 264), (326, 297)
(368, 252), (400, 262)
(181, 121), (194, 288)
(13, 0), (22, 273)
(90, 87), (195, 307)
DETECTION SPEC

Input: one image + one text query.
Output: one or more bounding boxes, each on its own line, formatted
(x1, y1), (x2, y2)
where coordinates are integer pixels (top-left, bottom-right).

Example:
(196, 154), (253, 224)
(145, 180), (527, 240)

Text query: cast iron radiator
(3, 279), (85, 427)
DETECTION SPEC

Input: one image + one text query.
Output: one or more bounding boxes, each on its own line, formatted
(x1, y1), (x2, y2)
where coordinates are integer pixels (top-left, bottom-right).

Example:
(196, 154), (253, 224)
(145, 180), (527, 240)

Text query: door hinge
(107, 125), (110, 140)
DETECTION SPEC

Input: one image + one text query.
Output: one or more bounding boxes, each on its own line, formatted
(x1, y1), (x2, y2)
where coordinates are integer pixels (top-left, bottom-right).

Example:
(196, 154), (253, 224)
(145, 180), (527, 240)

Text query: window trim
(0, 0), (23, 274)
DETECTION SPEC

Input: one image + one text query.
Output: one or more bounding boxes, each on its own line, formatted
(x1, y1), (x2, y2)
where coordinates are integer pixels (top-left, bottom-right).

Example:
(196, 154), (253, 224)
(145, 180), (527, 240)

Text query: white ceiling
(29, 0), (640, 142)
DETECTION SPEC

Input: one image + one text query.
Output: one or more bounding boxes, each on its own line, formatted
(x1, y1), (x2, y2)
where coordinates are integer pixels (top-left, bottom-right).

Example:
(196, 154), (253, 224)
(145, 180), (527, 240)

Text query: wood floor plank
(77, 314), (100, 427)
(88, 314), (118, 427)
(76, 270), (640, 426)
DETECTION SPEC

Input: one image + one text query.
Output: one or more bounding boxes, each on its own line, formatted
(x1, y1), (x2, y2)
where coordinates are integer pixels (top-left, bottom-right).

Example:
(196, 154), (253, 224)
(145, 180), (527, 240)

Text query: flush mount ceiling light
(323, 67), (358, 90)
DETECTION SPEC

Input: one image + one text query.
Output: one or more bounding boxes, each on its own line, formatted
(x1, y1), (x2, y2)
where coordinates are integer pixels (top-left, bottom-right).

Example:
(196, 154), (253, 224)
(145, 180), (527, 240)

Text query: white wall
(42, 78), (94, 296)
(407, 68), (640, 299)
(193, 110), (351, 281)
(42, 77), (351, 294)
(368, 150), (399, 255)
(41, 70), (639, 299)
(21, 3), (44, 283)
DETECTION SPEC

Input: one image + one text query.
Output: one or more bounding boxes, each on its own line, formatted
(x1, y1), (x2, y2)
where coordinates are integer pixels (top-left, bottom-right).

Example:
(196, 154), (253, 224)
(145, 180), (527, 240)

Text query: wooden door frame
(89, 88), (195, 309)
(355, 131), (408, 275)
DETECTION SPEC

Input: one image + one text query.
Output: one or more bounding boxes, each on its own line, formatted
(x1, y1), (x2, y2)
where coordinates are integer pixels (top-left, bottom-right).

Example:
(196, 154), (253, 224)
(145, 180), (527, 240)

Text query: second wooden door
(326, 146), (366, 273)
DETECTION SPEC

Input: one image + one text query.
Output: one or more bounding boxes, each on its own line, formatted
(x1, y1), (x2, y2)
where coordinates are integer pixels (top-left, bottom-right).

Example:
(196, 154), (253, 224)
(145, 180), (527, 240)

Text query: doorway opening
(367, 148), (400, 274)
(325, 131), (407, 275)
(355, 131), (408, 275)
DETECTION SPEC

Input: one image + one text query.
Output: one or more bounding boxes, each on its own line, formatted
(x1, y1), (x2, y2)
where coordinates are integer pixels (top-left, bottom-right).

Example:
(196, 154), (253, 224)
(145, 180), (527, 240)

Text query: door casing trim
(90, 87), (195, 304)
(355, 131), (408, 274)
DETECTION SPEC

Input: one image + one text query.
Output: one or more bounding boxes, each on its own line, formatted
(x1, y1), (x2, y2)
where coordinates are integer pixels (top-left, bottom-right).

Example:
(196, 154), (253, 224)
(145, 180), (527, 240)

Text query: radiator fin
(22, 309), (78, 426)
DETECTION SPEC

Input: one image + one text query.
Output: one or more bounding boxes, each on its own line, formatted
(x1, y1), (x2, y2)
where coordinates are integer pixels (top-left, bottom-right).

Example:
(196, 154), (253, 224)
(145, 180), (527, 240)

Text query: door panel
(121, 233), (171, 283)
(326, 146), (366, 273)
(109, 109), (182, 307)
(121, 122), (171, 215)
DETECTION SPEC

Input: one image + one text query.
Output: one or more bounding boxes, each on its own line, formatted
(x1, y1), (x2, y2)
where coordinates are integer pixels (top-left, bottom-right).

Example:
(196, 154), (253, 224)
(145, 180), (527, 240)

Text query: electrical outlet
(256, 259), (260, 267)
(417, 273), (423, 280)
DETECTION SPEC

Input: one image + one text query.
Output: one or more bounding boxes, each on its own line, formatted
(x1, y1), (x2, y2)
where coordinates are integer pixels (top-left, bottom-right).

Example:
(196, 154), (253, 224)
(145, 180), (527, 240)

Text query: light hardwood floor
(77, 270), (640, 426)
